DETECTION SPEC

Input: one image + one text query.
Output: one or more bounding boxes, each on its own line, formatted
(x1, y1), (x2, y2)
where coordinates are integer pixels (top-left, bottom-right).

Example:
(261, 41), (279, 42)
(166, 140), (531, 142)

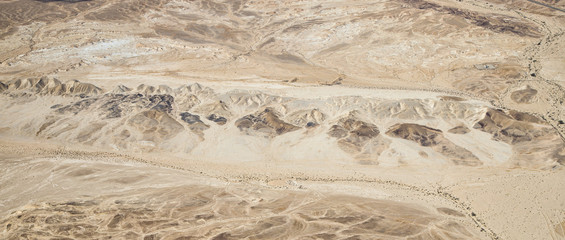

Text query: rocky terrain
(0, 0), (564, 239)
(0, 156), (483, 240)
(1, 78), (563, 169)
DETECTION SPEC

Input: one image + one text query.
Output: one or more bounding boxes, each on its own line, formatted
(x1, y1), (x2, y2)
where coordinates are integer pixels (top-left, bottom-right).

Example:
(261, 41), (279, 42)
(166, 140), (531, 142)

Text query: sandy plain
(0, 0), (564, 239)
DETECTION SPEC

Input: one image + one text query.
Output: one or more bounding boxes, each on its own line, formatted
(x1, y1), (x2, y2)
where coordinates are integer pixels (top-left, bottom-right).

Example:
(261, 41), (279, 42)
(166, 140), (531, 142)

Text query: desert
(0, 0), (564, 239)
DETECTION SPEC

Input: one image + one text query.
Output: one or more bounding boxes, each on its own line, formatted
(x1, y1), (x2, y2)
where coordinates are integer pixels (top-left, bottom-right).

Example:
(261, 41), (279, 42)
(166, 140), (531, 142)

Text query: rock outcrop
(235, 108), (300, 137)
(4, 77), (103, 96)
(180, 112), (210, 134)
(448, 125), (470, 134)
(0, 80), (562, 168)
(386, 123), (482, 166)
(327, 112), (387, 162)
(473, 109), (539, 144)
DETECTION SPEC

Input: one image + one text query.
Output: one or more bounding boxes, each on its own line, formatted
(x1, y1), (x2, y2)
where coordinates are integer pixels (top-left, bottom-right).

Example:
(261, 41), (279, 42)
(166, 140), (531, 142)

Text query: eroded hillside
(1, 78), (563, 168)
(1, 0), (564, 239)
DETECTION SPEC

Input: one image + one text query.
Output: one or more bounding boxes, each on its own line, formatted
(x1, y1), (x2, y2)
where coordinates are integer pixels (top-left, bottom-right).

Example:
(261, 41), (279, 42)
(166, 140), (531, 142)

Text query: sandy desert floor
(0, 0), (564, 239)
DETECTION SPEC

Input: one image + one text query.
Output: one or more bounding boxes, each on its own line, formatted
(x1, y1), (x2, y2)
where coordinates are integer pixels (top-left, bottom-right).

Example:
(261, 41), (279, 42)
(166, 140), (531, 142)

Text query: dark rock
(107, 214), (124, 228)
(105, 105), (122, 118)
(60, 93), (176, 119)
(473, 109), (510, 134)
(328, 125), (348, 138)
(343, 119), (379, 138)
(386, 123), (441, 147)
(402, 0), (542, 37)
(149, 94), (174, 113)
(327, 113), (381, 153)
(235, 108), (300, 136)
(235, 117), (253, 129)
(439, 96), (465, 101)
(306, 122), (318, 128)
(387, 123), (481, 166)
(0, 81), (6, 92)
(499, 125), (532, 144)
(473, 109), (538, 144)
(448, 125), (470, 134)
(56, 98), (98, 114)
(437, 207), (465, 217)
(180, 112), (210, 133)
(207, 114), (227, 125)
(60, 200), (97, 207)
(508, 110), (545, 124)
(180, 112), (203, 124)
(329, 116), (380, 139)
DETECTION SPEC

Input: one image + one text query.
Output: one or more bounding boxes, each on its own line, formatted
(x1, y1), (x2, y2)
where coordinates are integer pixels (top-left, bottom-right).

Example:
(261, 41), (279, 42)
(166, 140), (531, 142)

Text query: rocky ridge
(1, 78), (563, 168)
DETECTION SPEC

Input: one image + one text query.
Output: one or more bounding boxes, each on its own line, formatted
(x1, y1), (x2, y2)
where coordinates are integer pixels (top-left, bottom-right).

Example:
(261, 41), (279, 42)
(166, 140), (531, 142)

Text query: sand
(0, 0), (564, 239)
